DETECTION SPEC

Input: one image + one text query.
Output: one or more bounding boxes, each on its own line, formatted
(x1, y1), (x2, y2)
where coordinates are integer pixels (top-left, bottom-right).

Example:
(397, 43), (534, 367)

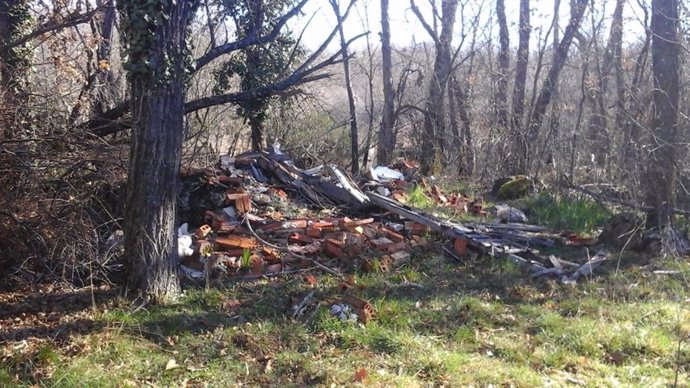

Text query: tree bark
(94, 0), (117, 116)
(412, 0), (459, 175)
(644, 0), (680, 230)
(377, 0), (396, 166)
(524, 0), (588, 170)
(330, 0), (359, 175)
(495, 0), (509, 130)
(0, 0), (32, 138)
(586, 0), (624, 168)
(119, 0), (197, 303)
(507, 0), (530, 173)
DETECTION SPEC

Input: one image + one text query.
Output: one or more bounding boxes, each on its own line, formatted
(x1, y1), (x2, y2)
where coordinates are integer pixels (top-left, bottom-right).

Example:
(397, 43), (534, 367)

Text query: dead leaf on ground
(354, 367), (368, 383)
(165, 358), (179, 370)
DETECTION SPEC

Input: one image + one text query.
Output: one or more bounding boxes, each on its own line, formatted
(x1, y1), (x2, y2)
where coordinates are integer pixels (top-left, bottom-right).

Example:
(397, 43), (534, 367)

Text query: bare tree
(524, 0), (588, 170)
(494, 0), (509, 130)
(330, 0), (360, 175)
(644, 0), (680, 234)
(377, 0), (396, 165)
(507, 0), (530, 173)
(411, 0), (459, 175)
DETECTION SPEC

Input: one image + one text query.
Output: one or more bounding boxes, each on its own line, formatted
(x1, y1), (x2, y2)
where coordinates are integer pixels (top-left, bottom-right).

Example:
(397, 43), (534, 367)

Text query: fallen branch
(564, 178), (690, 216)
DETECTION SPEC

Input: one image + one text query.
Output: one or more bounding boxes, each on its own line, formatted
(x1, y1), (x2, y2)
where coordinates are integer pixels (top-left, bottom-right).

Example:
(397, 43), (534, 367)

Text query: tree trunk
(644, 0), (679, 231)
(413, 0), (458, 175)
(360, 4), (375, 168)
(250, 114), (265, 152)
(586, 0), (623, 168)
(507, 0), (530, 173)
(119, 0), (197, 303)
(331, 0), (359, 175)
(377, 0), (395, 166)
(451, 75), (473, 175)
(94, 0), (117, 116)
(495, 0), (509, 130)
(0, 0), (32, 138)
(524, 0), (588, 170)
(622, 6), (651, 170)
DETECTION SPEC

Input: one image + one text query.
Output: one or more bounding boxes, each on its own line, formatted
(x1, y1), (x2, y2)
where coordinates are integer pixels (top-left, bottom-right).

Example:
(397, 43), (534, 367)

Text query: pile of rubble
(177, 149), (609, 290)
(177, 152), (436, 283)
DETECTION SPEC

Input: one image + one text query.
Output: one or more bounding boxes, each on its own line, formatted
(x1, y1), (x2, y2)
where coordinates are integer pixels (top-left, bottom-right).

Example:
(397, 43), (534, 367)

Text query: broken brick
(251, 254), (264, 274)
(225, 193), (252, 214)
(391, 191), (409, 203)
(215, 235), (256, 249)
(341, 295), (375, 324)
(370, 237), (394, 250)
(383, 241), (407, 253)
(288, 233), (314, 245)
(361, 226), (379, 239)
(405, 221), (430, 235)
(453, 238), (468, 257)
(204, 211), (226, 231)
(261, 247), (280, 263)
(282, 219), (308, 229)
(306, 227), (322, 239)
(218, 175), (242, 185)
(324, 238), (345, 257)
(382, 227), (404, 242)
(304, 274), (318, 286)
(195, 224), (213, 239)
(341, 217), (374, 233)
(430, 185), (448, 204)
(268, 187), (288, 201)
(216, 221), (239, 235)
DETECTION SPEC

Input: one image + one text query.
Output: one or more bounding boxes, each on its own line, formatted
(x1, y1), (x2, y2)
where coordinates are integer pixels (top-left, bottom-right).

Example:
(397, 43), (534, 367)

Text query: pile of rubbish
(175, 148), (610, 297)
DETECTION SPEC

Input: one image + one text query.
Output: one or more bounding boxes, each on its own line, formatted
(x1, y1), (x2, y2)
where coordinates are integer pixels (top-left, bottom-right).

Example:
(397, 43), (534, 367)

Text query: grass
(525, 194), (611, 233)
(1, 187), (687, 386)
(2, 249), (688, 387)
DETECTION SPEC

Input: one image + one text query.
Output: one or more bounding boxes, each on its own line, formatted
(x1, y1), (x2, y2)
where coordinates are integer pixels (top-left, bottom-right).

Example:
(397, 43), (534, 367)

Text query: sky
(292, 0), (649, 52)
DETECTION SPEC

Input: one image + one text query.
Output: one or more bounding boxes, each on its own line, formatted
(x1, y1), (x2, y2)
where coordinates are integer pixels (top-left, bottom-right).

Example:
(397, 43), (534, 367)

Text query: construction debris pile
(176, 149), (609, 288)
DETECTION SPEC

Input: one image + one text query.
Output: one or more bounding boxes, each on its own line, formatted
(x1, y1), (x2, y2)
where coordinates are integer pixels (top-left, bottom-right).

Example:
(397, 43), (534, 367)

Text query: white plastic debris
(222, 206), (237, 219)
(219, 155), (234, 169)
(180, 264), (203, 279)
(495, 204), (529, 223)
(371, 166), (404, 182)
(330, 303), (358, 322)
(385, 222), (405, 232)
(105, 229), (124, 250)
(376, 186), (391, 196)
(178, 223), (195, 257)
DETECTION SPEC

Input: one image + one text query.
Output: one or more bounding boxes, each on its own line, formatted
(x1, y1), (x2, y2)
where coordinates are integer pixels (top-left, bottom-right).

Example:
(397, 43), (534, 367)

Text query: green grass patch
(406, 185), (434, 209)
(527, 194), (610, 233)
(4, 249), (689, 387)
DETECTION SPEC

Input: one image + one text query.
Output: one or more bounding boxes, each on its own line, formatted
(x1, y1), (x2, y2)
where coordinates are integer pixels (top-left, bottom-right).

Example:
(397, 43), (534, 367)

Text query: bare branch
(0, 7), (103, 54)
(194, 0), (309, 70)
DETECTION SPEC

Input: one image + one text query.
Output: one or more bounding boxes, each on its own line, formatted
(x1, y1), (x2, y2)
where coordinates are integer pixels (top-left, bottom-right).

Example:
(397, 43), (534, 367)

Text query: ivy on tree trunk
(118, 0), (198, 303)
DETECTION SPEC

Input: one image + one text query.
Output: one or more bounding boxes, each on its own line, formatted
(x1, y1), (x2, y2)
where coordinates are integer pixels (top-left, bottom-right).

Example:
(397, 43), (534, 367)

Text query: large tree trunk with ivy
(118, 0), (197, 303)
(644, 0), (680, 236)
